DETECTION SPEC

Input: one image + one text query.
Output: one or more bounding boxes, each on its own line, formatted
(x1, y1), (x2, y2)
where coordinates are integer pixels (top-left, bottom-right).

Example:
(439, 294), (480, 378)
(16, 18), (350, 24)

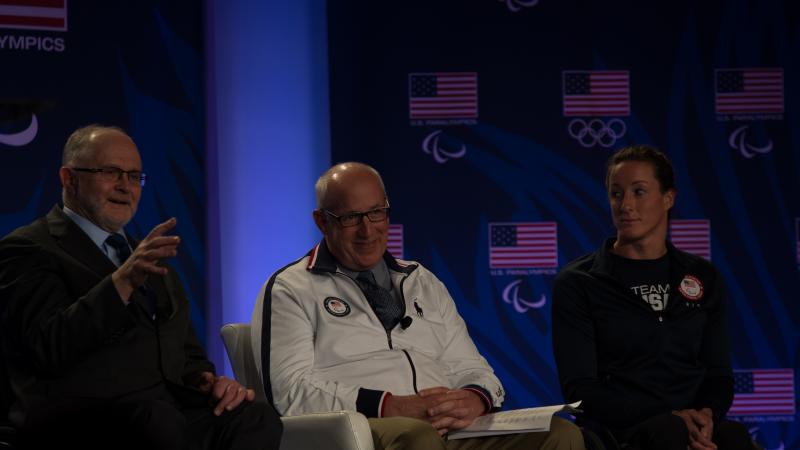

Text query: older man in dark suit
(0, 125), (282, 449)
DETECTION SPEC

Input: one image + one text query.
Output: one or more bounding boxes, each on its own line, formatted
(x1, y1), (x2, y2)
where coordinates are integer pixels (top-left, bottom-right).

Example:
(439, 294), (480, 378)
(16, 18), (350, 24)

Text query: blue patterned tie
(105, 233), (131, 264)
(106, 233), (156, 317)
(356, 271), (404, 331)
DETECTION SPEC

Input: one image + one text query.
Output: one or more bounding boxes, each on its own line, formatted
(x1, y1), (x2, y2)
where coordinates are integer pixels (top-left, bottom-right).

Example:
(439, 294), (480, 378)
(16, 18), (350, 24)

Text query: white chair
(220, 323), (374, 450)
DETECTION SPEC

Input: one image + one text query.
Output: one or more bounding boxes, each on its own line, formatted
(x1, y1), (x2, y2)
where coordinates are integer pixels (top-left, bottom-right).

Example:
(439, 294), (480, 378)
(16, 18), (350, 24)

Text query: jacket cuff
(356, 388), (390, 418)
(463, 385), (493, 415)
(379, 392), (393, 418)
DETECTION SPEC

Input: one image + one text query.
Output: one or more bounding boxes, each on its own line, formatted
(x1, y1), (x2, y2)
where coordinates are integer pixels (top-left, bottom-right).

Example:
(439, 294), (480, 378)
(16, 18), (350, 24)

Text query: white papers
(447, 401), (582, 440)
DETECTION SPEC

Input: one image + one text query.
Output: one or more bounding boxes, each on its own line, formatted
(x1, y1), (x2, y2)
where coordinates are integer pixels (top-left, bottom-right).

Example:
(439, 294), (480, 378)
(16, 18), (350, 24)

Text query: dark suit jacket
(0, 205), (214, 427)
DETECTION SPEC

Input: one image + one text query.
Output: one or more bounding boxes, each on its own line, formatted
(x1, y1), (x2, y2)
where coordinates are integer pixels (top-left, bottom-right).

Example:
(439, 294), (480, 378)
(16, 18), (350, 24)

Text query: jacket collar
(46, 205), (119, 277)
(47, 205), (177, 319)
(306, 239), (417, 275)
(589, 237), (697, 277)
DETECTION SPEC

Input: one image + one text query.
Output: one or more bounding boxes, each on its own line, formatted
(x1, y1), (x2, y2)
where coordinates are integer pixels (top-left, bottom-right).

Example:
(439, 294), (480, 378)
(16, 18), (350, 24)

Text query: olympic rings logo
(567, 118), (627, 148)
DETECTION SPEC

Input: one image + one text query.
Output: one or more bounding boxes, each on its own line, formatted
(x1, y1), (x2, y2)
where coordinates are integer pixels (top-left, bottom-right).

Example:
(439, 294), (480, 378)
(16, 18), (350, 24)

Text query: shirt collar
(337, 258), (392, 290)
(307, 239), (418, 275)
(62, 205), (126, 252)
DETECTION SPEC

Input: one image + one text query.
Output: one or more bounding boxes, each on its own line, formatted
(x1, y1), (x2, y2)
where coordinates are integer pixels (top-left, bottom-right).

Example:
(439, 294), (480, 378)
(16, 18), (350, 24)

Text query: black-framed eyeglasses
(323, 206), (390, 227)
(71, 167), (146, 187)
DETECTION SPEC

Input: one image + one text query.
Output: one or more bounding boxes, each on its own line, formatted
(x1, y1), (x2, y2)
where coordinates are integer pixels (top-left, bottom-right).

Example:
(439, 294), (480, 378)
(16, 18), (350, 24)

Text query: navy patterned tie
(356, 271), (404, 331)
(106, 233), (156, 317)
(105, 233), (131, 264)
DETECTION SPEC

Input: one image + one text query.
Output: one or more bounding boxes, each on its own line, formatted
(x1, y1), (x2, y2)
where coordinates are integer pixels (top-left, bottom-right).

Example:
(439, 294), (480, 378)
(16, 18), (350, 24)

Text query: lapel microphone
(400, 316), (413, 330)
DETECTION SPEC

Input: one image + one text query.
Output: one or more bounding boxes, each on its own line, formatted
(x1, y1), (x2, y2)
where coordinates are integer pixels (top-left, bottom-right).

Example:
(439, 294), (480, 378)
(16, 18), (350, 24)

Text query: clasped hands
(383, 387), (486, 436)
(198, 372), (256, 416)
(673, 407), (717, 450)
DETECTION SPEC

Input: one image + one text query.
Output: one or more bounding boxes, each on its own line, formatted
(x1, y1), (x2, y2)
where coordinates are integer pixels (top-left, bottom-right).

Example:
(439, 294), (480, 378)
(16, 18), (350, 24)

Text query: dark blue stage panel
(327, 1), (799, 447)
(0, 1), (207, 341)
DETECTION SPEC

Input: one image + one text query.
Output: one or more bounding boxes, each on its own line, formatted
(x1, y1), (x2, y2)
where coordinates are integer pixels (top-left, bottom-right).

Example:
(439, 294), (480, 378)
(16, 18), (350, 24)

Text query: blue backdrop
(1, 1), (798, 447)
(0, 1), (207, 339)
(327, 1), (799, 448)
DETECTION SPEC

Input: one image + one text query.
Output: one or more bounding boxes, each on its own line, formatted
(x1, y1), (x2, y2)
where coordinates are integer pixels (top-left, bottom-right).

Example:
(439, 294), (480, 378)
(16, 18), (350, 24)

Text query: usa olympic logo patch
(324, 297), (351, 317)
(678, 275), (704, 301)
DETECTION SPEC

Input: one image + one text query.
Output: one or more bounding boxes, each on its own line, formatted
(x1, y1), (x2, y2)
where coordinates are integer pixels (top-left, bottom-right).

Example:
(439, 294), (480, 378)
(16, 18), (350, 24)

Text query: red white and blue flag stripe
(489, 222), (558, 268)
(387, 224), (404, 260)
(715, 68), (784, 114)
(670, 219), (711, 261)
(0, 0), (67, 31)
(409, 72), (478, 119)
(729, 368), (795, 416)
(562, 70), (630, 117)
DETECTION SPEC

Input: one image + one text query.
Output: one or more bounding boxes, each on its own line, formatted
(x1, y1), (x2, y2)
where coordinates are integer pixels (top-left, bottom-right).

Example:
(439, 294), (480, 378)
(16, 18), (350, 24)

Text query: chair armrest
(0, 424), (16, 449)
(280, 410), (374, 450)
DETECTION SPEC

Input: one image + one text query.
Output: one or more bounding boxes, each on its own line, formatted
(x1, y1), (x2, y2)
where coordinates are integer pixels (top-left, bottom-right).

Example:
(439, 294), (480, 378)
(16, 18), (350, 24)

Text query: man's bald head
(59, 124), (142, 232)
(312, 162), (390, 271)
(62, 124), (128, 167)
(315, 162), (386, 211)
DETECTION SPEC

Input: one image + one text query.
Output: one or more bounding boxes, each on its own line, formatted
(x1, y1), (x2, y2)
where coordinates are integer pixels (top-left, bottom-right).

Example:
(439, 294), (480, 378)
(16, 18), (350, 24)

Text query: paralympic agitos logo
(0, 114), (38, 147)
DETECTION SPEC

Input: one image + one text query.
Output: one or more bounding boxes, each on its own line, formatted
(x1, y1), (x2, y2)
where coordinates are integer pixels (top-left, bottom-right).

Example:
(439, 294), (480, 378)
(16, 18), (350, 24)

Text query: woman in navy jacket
(552, 145), (752, 450)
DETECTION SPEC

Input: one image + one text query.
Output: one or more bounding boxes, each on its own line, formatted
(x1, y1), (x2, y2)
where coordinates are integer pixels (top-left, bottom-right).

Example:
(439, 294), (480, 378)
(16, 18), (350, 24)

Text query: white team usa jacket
(251, 241), (505, 417)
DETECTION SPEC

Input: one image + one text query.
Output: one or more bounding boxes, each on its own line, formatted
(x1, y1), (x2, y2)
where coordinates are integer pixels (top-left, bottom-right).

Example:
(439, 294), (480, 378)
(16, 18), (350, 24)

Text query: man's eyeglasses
(71, 167), (147, 187)
(323, 206), (390, 227)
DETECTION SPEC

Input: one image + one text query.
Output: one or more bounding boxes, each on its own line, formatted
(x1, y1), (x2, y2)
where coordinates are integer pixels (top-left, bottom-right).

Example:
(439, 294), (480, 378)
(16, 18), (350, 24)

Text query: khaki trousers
(368, 416), (585, 450)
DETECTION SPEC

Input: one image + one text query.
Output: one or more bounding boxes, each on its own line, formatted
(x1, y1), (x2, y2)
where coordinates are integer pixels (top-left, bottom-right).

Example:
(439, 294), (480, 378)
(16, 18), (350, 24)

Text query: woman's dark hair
(605, 145), (676, 193)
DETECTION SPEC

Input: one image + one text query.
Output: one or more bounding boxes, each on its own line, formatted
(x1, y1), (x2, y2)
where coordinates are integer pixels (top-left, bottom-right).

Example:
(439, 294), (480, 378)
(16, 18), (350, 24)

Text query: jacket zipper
(402, 349), (419, 394)
(385, 274), (410, 349)
(338, 270), (418, 392)
(396, 276), (418, 393)
(336, 271), (403, 349)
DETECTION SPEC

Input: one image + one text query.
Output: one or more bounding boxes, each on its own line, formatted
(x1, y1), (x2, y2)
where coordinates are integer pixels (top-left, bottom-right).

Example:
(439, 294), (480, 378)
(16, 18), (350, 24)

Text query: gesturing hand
(112, 217), (180, 301)
(673, 408), (717, 450)
(419, 388), (486, 435)
(197, 372), (256, 416)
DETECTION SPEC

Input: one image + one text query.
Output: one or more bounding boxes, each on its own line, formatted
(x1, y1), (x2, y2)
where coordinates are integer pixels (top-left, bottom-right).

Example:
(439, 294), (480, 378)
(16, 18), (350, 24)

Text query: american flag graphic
(489, 222), (558, 269)
(669, 220), (711, 261)
(387, 224), (404, 260)
(409, 72), (478, 119)
(729, 369), (795, 416)
(0, 0), (67, 31)
(715, 68), (784, 114)
(562, 71), (630, 117)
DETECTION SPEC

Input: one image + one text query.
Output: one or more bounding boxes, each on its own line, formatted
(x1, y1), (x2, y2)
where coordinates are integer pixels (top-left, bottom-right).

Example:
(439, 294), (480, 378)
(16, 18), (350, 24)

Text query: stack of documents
(448, 401), (582, 440)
